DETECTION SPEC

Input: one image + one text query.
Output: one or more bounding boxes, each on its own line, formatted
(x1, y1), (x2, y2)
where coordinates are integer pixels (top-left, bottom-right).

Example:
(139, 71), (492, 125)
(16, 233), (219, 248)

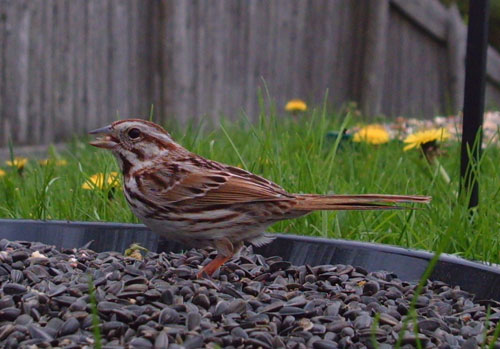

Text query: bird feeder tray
(0, 219), (499, 301)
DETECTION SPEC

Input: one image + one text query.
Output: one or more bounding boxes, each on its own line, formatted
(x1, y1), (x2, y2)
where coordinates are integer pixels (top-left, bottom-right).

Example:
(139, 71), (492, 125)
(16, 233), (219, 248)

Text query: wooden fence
(1, 0), (500, 146)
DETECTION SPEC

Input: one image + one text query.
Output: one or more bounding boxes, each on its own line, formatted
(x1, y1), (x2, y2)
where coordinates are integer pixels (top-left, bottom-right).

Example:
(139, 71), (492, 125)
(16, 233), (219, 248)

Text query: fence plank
(0, 1), (6, 145)
(359, 0), (389, 116)
(245, 0), (270, 118)
(26, 0), (43, 144)
(3, 1), (28, 144)
(447, 4), (467, 114)
(52, 0), (72, 141)
(486, 49), (500, 109)
(487, 48), (500, 87)
(70, 0), (87, 134)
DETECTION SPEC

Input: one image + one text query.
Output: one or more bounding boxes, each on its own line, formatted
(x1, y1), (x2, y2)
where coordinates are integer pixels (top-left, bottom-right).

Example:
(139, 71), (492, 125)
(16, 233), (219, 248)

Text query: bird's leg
(197, 239), (242, 278)
(197, 254), (233, 278)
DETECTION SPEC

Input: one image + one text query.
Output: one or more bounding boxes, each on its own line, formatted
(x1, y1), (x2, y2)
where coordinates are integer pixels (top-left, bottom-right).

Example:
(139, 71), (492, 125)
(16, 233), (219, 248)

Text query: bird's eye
(128, 128), (141, 139)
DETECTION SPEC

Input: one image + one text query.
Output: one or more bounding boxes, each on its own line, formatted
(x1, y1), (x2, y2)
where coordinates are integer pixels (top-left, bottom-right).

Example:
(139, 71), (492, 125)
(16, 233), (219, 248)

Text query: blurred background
(1, 0), (500, 147)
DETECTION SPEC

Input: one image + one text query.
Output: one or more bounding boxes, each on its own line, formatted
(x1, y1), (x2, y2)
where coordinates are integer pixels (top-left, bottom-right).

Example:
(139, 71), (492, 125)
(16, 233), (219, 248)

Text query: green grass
(1, 107), (499, 264)
(88, 277), (102, 349)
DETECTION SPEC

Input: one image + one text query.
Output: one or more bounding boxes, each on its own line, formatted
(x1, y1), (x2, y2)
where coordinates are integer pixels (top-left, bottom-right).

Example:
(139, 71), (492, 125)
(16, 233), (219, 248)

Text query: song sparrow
(90, 119), (431, 277)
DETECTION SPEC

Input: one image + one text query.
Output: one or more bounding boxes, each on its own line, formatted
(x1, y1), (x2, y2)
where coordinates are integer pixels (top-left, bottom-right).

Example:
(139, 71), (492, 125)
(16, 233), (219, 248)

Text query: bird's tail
(293, 194), (431, 211)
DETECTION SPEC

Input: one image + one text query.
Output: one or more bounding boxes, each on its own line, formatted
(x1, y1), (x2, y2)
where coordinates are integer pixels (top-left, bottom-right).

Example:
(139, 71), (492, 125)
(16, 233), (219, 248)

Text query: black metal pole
(460, 0), (489, 208)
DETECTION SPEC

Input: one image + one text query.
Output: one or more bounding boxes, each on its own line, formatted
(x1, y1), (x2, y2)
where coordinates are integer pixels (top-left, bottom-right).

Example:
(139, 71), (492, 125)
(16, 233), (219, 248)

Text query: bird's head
(89, 119), (179, 172)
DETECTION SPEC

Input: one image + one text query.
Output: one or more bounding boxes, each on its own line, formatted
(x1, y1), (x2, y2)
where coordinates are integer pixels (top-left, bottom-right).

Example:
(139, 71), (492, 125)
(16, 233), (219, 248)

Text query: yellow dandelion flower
(0, 169), (5, 177)
(39, 159), (68, 166)
(6, 157), (28, 169)
(403, 128), (450, 151)
(285, 99), (307, 112)
(82, 172), (121, 190)
(353, 125), (390, 145)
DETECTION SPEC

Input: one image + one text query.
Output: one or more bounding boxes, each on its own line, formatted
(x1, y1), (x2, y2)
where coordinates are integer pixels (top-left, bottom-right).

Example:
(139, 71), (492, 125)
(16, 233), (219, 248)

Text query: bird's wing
(136, 162), (291, 205)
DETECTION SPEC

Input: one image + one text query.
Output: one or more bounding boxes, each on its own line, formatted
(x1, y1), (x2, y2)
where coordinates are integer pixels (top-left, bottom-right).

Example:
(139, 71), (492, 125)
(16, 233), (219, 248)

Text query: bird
(89, 119), (431, 277)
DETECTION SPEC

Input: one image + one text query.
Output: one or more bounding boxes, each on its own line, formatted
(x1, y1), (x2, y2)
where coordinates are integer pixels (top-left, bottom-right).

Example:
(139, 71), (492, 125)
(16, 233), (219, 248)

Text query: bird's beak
(89, 125), (118, 149)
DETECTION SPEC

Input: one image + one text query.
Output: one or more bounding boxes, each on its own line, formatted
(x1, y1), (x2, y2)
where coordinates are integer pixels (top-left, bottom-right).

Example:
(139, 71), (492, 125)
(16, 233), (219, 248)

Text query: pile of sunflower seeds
(1, 239), (500, 349)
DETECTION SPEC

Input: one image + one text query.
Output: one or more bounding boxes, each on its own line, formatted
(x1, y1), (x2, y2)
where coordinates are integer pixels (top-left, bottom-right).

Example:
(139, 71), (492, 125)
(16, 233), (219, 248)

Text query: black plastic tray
(1, 219), (499, 301)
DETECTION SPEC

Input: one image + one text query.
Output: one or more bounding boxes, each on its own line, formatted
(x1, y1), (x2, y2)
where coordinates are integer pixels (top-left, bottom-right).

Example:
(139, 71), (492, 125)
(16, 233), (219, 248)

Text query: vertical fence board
(109, 0), (129, 121)
(86, 1), (104, 131)
(3, 2), (23, 143)
(289, 0), (307, 101)
(170, 0), (196, 121)
(127, 1), (139, 119)
(0, 1), (6, 145)
(382, 6), (396, 116)
(447, 4), (466, 114)
(319, 1), (341, 105)
(52, 1), (70, 141)
(245, 0), (270, 118)
(194, 0), (208, 120)
(158, 0), (173, 122)
(26, 0), (42, 144)
(349, 1), (366, 103)
(232, 1), (250, 118)
(401, 12), (411, 115)
(485, 48), (500, 110)
(334, 2), (351, 106)
(486, 81), (500, 109)
(128, 0), (152, 119)
(220, 1), (237, 119)
(359, 0), (389, 116)
(149, 1), (163, 123)
(71, 0), (87, 133)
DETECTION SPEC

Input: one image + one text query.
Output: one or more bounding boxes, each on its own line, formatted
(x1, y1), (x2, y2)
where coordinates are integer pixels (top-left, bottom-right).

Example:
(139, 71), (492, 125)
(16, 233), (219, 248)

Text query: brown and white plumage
(90, 119), (431, 277)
